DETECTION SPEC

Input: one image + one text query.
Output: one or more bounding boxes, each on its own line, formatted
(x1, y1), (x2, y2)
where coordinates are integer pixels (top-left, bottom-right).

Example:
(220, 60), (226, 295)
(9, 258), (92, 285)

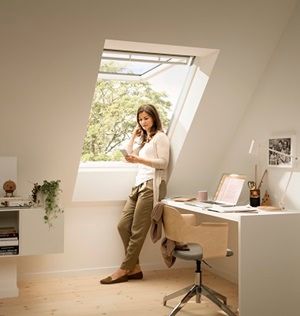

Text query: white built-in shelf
(0, 207), (64, 298)
(0, 207), (64, 256)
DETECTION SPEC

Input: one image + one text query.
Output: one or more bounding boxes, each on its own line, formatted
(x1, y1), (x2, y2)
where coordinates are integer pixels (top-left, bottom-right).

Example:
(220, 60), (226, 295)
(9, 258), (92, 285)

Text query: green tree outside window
(81, 65), (172, 162)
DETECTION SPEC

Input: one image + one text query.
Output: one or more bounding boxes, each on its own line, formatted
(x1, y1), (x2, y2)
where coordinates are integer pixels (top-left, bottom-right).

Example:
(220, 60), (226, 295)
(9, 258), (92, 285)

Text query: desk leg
(239, 213), (300, 316)
(0, 257), (19, 298)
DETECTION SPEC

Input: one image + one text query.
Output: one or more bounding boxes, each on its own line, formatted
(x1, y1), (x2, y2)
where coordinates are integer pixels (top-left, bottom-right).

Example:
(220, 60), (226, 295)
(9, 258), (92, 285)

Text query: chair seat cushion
(173, 243), (203, 261)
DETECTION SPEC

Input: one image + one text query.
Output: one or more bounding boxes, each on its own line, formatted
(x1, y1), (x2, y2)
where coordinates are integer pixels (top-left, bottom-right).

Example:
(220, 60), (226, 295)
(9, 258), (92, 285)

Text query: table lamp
(249, 139), (299, 210)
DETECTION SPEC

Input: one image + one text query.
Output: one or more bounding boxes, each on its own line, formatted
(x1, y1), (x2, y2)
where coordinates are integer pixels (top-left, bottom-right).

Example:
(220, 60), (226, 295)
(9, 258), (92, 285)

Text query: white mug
(197, 190), (208, 202)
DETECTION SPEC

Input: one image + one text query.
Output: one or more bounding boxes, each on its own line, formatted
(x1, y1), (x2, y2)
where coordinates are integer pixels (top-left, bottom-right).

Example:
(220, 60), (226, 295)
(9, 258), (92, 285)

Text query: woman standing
(100, 104), (170, 284)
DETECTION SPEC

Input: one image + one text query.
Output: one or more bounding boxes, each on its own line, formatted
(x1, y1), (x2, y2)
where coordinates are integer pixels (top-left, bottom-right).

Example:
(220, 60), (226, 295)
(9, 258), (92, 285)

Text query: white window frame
(73, 40), (219, 202)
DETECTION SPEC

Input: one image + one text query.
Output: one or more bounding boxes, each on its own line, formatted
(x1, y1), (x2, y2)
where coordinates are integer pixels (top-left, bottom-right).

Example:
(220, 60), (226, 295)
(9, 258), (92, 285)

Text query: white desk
(164, 199), (300, 316)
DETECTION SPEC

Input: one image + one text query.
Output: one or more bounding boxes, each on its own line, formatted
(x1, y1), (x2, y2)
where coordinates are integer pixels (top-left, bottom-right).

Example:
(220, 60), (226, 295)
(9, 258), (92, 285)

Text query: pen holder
(250, 189), (260, 207)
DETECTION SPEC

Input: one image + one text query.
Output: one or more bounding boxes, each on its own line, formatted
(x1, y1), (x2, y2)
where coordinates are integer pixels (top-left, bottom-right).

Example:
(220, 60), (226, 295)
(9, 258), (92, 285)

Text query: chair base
(163, 282), (237, 316)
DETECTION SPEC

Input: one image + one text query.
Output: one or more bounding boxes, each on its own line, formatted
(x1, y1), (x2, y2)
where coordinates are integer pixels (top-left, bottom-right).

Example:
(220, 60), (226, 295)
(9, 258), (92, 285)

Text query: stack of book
(0, 227), (19, 255)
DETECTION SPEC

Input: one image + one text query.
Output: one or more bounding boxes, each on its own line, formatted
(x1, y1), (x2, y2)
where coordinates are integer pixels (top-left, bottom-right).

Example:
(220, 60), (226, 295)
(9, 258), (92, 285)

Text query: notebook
(186, 174), (246, 208)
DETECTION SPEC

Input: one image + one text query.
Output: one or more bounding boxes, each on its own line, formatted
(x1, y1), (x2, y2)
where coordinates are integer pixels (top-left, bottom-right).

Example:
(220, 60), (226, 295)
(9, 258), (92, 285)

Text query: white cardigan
(127, 131), (170, 205)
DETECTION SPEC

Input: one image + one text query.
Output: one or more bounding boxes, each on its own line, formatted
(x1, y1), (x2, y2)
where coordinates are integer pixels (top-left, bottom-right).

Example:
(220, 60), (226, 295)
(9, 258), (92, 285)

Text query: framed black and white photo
(268, 135), (295, 168)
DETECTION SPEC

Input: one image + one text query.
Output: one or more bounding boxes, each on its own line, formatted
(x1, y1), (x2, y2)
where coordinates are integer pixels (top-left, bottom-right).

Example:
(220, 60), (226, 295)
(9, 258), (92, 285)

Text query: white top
(127, 131), (170, 205)
(135, 141), (155, 186)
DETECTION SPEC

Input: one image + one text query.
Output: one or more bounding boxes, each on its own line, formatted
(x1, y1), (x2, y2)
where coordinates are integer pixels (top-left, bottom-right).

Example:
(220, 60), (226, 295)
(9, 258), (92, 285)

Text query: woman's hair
(136, 104), (163, 144)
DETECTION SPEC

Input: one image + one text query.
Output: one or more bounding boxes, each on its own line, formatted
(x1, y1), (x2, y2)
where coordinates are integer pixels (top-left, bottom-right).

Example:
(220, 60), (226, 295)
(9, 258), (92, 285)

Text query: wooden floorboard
(0, 268), (238, 316)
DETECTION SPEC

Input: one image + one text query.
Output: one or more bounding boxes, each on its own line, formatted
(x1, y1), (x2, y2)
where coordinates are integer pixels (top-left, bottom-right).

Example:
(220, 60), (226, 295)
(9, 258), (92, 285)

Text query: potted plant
(31, 180), (63, 227)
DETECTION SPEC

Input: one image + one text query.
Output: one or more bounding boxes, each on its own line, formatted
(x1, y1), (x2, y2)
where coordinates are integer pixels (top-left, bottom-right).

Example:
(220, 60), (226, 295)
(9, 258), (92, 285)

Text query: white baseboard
(204, 266), (237, 284)
(19, 261), (194, 281)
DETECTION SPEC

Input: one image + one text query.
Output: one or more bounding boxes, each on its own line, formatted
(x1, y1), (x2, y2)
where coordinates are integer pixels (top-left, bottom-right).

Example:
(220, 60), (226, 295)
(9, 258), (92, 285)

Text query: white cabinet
(19, 208), (64, 255)
(0, 207), (64, 256)
(0, 207), (64, 298)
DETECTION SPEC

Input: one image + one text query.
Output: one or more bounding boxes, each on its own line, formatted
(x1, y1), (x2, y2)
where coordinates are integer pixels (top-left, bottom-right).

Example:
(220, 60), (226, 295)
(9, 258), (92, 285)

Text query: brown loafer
(100, 274), (129, 284)
(128, 271), (143, 280)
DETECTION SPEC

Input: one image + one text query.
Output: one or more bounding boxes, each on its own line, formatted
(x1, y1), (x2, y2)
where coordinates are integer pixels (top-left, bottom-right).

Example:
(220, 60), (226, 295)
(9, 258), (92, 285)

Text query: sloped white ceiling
(0, 0), (297, 204)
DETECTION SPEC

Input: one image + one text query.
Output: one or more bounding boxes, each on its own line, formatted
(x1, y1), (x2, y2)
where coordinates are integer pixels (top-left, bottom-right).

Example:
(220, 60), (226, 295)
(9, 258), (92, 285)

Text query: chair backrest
(163, 205), (229, 259)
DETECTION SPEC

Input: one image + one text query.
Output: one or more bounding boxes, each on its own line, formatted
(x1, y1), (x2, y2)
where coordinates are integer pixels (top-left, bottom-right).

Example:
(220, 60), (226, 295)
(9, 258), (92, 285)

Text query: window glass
(81, 50), (193, 162)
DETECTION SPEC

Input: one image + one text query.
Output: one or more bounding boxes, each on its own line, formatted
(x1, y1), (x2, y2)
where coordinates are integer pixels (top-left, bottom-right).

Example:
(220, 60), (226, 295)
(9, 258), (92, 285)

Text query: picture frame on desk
(268, 134), (295, 168)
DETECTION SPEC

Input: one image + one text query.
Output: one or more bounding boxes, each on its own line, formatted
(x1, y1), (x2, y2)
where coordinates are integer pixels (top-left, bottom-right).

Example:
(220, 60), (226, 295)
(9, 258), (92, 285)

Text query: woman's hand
(132, 125), (142, 139)
(125, 154), (141, 164)
(125, 155), (153, 168)
(126, 125), (143, 155)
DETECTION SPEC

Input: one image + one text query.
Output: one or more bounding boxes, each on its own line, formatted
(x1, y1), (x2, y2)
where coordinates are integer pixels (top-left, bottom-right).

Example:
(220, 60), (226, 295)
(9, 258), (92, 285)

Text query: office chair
(162, 205), (236, 316)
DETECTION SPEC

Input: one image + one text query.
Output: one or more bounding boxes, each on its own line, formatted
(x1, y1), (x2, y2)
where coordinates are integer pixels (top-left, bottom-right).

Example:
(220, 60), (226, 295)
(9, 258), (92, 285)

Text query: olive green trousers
(118, 179), (166, 271)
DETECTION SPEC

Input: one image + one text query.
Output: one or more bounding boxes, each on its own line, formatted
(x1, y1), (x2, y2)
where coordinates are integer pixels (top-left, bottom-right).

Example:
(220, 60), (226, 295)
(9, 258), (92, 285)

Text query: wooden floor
(0, 268), (238, 316)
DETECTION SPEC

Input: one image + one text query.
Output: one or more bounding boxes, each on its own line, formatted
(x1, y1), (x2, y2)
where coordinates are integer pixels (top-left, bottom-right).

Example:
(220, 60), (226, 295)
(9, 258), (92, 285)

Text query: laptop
(186, 173), (246, 208)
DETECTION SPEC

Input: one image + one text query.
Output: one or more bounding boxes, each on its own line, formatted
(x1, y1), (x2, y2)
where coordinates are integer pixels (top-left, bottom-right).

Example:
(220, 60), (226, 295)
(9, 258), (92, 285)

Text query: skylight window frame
(99, 49), (195, 77)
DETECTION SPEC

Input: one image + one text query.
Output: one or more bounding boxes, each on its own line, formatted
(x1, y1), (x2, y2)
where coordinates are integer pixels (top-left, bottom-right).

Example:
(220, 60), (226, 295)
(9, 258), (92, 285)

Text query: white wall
(0, 0), (298, 277)
(220, 0), (300, 211)
(208, 1), (300, 280)
(18, 202), (189, 276)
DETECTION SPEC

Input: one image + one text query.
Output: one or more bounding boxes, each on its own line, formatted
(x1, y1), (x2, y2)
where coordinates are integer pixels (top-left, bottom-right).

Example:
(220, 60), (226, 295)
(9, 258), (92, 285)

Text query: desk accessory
(197, 190), (208, 201)
(247, 168), (268, 207)
(208, 205), (257, 213)
(247, 166), (267, 207)
(3, 180), (16, 197)
(261, 190), (271, 206)
(249, 188), (260, 207)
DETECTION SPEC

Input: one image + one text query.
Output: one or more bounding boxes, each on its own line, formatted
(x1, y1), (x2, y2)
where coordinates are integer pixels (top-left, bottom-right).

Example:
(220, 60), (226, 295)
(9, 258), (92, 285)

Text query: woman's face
(138, 111), (154, 133)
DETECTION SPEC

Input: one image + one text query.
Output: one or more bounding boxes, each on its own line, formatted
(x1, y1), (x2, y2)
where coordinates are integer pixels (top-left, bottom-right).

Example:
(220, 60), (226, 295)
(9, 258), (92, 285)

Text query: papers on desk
(207, 205), (258, 213)
(185, 201), (233, 208)
(183, 201), (257, 213)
